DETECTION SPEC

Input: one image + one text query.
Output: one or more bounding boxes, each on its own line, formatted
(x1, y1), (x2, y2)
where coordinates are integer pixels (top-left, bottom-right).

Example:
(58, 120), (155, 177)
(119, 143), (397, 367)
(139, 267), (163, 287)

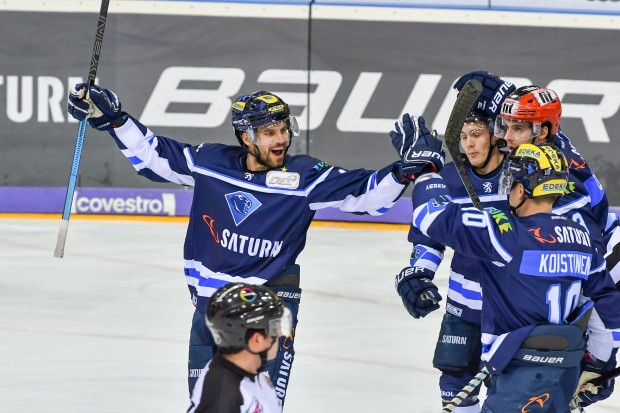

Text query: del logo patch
(266, 170), (300, 189)
(225, 191), (262, 226)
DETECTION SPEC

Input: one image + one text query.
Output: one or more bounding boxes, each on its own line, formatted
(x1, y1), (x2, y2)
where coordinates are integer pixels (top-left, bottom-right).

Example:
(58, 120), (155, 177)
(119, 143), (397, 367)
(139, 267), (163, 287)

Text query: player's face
(460, 121), (492, 168)
(502, 119), (534, 151)
(245, 121), (290, 170)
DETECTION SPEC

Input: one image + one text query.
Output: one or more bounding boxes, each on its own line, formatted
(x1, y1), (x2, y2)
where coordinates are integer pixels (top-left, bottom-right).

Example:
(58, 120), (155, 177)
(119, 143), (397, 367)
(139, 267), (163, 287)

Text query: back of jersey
(481, 213), (597, 340)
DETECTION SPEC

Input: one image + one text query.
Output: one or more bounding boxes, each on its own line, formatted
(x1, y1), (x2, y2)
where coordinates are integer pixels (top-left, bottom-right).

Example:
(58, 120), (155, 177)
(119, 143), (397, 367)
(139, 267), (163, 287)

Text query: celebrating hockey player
(400, 116), (620, 412)
(188, 283), (290, 413)
(67, 83), (417, 401)
(395, 72), (620, 412)
(395, 112), (508, 411)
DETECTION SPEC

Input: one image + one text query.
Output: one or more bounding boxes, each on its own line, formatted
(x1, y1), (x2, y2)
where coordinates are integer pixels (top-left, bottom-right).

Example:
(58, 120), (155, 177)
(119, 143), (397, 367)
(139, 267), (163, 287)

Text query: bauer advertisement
(1, 5), (619, 207)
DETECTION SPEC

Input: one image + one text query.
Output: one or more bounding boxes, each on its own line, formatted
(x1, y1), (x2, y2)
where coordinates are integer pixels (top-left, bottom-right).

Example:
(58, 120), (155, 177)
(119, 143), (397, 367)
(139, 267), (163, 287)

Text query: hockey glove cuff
(395, 266), (442, 319)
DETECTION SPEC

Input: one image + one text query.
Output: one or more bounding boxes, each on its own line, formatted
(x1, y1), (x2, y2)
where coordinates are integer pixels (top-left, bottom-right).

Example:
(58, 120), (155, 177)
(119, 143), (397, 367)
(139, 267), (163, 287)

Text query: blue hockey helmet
(231, 91), (299, 147)
(206, 283), (292, 350)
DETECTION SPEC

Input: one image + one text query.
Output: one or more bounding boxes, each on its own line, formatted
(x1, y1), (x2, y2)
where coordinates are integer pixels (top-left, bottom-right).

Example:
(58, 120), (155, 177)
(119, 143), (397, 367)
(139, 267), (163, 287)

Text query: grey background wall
(1, 1), (619, 204)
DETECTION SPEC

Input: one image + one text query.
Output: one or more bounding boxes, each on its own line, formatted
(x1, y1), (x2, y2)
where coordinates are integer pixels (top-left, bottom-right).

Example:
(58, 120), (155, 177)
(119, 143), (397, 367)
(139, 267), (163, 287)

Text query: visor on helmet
(246, 117), (300, 145)
(498, 158), (516, 196)
(267, 306), (293, 338)
(494, 117), (541, 143)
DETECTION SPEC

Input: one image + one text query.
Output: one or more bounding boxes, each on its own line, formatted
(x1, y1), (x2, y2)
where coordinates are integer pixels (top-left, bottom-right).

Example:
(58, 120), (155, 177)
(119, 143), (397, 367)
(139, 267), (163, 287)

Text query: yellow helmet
(499, 143), (568, 198)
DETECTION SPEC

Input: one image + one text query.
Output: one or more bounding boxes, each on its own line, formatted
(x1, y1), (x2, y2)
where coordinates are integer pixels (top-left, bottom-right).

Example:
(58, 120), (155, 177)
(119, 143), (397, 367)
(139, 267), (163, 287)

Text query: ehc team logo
(225, 191), (262, 226)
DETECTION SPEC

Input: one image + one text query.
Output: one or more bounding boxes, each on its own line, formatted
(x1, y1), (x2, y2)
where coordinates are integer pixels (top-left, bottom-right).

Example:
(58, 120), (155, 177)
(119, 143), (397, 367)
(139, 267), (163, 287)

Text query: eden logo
(225, 191), (262, 226)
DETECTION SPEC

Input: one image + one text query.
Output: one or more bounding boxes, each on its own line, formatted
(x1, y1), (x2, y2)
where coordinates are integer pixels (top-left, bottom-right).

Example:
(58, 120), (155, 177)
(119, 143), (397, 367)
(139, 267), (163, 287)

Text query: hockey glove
(395, 266), (442, 319)
(67, 83), (124, 131)
(389, 114), (445, 182)
(572, 350), (617, 408)
(453, 71), (516, 118)
(67, 83), (91, 121)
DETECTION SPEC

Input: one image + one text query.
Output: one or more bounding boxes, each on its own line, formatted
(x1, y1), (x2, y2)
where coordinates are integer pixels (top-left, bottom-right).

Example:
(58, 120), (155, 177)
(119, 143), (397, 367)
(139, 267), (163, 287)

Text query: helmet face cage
(497, 86), (561, 141)
(206, 283), (289, 349)
(231, 92), (299, 146)
(498, 143), (568, 198)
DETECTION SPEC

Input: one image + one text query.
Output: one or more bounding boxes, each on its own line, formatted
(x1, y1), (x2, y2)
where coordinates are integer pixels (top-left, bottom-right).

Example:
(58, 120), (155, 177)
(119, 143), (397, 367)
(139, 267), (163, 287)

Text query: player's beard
(247, 143), (288, 171)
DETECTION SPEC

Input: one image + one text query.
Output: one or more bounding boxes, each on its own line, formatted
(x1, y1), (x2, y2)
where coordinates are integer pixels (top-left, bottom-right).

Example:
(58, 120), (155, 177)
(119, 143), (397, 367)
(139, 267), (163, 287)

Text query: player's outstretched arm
(67, 83), (195, 186)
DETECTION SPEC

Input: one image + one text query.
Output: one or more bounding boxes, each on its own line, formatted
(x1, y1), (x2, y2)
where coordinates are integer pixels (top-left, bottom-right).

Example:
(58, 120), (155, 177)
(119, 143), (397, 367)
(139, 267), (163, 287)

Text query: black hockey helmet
(464, 109), (493, 133)
(231, 91), (299, 147)
(206, 283), (292, 349)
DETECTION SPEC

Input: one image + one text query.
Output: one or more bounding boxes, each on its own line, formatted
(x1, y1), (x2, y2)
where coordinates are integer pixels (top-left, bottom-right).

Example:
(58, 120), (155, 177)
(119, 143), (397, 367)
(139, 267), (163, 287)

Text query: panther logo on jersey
(225, 191), (262, 226)
(483, 182), (493, 193)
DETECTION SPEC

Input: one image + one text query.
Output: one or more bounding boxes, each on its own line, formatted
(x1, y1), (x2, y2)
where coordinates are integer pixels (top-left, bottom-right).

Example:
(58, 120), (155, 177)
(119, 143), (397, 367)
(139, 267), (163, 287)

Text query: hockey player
(67, 83), (418, 401)
(188, 283), (290, 413)
(402, 121), (620, 413)
(393, 107), (509, 412)
(495, 84), (617, 251)
(396, 73), (618, 411)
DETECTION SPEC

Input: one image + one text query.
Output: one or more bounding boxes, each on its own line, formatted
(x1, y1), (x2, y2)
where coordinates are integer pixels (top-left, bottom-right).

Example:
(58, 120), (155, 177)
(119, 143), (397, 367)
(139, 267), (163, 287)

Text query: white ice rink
(1, 217), (618, 413)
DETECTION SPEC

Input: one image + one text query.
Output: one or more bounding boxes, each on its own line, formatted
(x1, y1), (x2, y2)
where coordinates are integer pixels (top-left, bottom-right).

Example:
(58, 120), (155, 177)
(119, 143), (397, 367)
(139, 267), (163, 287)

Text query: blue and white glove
(395, 265), (442, 319)
(390, 114), (445, 182)
(453, 71), (516, 118)
(572, 350), (617, 408)
(67, 83), (123, 131)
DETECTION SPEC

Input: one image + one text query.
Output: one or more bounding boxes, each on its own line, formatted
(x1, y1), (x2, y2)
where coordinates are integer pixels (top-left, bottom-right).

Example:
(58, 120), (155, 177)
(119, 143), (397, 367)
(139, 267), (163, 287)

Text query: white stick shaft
(54, 220), (69, 258)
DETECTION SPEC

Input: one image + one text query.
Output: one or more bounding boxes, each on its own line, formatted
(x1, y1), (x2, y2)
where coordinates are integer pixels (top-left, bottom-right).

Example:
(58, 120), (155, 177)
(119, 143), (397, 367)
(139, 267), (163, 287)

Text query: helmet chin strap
(509, 192), (528, 216)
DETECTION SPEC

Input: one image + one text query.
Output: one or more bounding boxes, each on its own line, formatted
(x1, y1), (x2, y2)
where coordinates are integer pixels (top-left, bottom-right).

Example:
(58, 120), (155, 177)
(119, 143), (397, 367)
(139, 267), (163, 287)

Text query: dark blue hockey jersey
(408, 132), (612, 324)
(410, 173), (620, 367)
(108, 115), (406, 311)
(407, 160), (508, 323)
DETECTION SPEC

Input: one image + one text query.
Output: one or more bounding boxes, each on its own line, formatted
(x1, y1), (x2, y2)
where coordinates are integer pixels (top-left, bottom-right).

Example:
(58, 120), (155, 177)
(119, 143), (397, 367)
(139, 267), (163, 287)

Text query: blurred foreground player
(188, 283), (291, 413)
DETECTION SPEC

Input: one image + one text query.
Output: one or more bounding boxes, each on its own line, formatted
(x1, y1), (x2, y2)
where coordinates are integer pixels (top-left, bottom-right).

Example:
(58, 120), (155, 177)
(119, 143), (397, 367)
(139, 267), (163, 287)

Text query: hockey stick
(441, 367), (489, 413)
(54, 0), (110, 258)
(443, 79), (483, 210)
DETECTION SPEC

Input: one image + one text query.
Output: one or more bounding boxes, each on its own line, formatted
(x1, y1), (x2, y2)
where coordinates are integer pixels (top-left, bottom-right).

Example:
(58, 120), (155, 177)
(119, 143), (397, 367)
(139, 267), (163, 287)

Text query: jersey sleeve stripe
(308, 171), (400, 214)
(482, 210), (513, 263)
(552, 195), (591, 215)
(584, 175), (604, 207)
(113, 118), (195, 186)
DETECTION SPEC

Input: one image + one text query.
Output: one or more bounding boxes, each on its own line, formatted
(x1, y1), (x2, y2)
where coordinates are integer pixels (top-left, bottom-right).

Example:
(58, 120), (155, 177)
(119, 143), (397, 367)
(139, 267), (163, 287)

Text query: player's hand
(453, 71), (516, 118)
(67, 83), (123, 131)
(67, 83), (91, 121)
(571, 351), (617, 408)
(389, 114), (445, 182)
(395, 266), (442, 319)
